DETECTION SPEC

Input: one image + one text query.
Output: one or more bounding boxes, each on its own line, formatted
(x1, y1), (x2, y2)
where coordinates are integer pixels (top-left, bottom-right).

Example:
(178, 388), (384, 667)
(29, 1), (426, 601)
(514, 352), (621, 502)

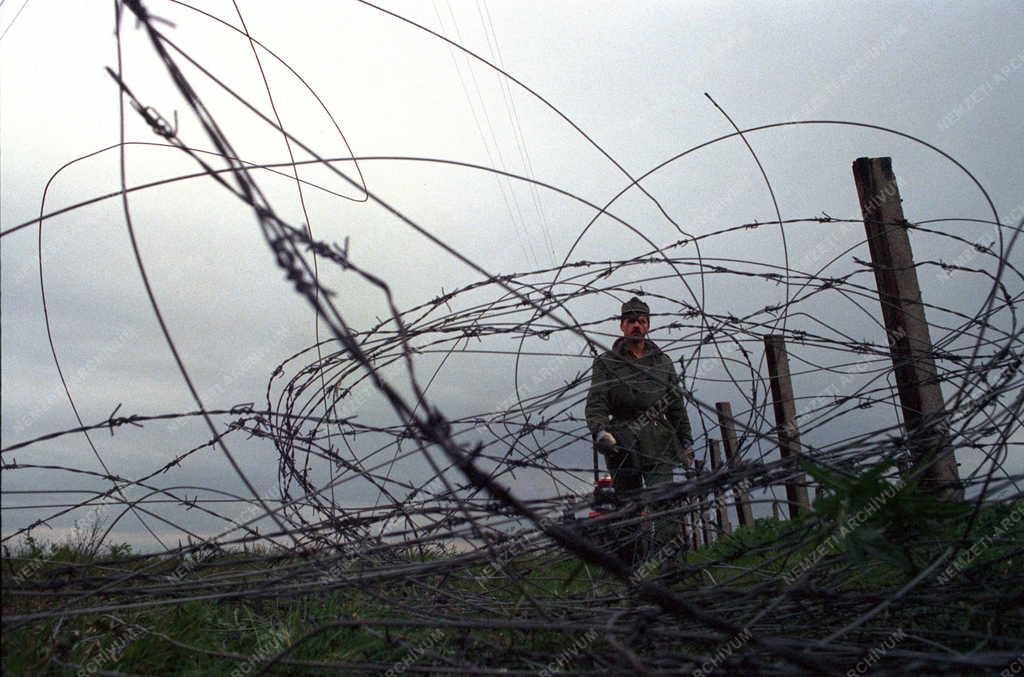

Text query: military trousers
(602, 444), (682, 564)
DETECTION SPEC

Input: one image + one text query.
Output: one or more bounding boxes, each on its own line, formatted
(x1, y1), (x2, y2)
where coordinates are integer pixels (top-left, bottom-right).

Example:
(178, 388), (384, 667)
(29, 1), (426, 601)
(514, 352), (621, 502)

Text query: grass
(3, 497), (1021, 675)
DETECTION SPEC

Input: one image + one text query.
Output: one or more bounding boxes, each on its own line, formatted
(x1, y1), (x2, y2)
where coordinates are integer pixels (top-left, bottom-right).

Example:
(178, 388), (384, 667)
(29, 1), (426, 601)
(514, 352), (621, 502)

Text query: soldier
(585, 297), (694, 559)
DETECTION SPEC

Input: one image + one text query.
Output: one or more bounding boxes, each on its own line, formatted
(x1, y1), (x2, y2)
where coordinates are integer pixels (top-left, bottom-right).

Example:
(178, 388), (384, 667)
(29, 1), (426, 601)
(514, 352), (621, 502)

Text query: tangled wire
(2, 2), (1022, 675)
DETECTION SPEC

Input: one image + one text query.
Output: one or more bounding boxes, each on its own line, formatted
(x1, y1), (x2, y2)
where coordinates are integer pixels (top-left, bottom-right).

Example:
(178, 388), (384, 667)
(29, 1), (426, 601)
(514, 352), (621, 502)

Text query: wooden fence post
(701, 500), (713, 546)
(708, 439), (732, 535)
(715, 402), (755, 528)
(852, 157), (963, 500)
(688, 506), (701, 550)
(764, 334), (811, 517)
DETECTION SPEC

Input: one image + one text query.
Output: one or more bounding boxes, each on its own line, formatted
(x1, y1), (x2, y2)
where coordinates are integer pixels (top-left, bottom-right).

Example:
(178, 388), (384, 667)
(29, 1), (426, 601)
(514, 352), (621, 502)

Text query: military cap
(620, 297), (650, 319)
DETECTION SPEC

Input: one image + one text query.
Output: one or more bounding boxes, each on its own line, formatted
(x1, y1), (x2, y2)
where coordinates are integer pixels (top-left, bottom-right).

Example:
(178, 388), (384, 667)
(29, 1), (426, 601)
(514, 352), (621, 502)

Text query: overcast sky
(2, 1), (1021, 549)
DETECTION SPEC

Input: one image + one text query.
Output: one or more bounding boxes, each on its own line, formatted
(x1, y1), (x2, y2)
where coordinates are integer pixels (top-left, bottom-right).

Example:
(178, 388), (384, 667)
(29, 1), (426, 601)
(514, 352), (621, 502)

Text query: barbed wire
(2, 1), (1022, 675)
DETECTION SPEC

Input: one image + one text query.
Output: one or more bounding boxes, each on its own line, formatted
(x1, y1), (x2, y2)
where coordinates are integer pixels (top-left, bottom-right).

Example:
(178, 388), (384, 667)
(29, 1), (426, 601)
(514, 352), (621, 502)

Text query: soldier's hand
(596, 430), (617, 451)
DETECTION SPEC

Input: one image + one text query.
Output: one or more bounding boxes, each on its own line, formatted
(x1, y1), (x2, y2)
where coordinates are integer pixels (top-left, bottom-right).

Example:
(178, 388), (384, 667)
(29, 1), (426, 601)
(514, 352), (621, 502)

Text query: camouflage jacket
(584, 337), (693, 465)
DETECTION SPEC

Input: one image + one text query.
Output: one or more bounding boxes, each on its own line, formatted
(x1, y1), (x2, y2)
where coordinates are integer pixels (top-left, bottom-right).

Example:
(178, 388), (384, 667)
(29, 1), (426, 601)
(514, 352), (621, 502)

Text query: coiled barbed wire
(2, 2), (1022, 675)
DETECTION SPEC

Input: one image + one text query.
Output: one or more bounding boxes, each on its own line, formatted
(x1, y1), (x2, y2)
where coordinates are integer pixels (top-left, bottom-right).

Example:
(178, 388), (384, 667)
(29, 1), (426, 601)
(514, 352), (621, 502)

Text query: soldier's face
(620, 314), (649, 338)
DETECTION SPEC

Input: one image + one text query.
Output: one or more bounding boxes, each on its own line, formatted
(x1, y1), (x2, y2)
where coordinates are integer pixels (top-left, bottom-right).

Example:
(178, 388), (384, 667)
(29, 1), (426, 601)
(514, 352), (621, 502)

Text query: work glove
(595, 430), (617, 452)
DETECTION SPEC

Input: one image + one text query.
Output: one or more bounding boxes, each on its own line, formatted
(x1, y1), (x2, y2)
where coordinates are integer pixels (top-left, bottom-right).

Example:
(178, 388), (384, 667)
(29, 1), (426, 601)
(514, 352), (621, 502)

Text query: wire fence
(2, 2), (1022, 675)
